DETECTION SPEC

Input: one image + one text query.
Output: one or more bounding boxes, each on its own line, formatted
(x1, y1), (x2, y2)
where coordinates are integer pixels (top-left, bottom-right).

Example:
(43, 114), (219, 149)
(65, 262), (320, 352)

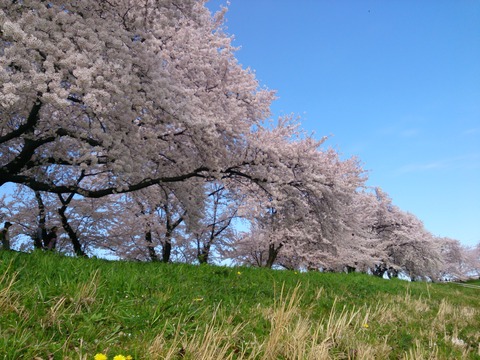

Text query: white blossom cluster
(1, 0), (274, 193)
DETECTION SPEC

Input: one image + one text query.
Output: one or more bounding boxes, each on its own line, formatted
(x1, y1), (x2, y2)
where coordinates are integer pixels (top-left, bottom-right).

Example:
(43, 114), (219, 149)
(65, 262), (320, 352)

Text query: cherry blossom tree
(188, 181), (240, 264)
(436, 237), (473, 280)
(468, 243), (480, 277)
(357, 188), (442, 280)
(0, 0), (463, 281)
(0, 184), (125, 256)
(440, 240), (480, 280)
(225, 118), (367, 270)
(0, 0), (275, 198)
(111, 182), (202, 262)
(0, 185), (46, 252)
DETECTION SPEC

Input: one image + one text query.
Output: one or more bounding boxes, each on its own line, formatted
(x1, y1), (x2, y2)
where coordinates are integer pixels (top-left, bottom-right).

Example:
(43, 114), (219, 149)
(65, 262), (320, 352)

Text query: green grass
(1, 251), (479, 359)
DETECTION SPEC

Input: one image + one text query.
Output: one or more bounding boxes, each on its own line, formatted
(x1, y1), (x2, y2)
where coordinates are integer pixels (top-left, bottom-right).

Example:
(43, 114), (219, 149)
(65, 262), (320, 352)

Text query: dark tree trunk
(160, 207), (185, 263)
(56, 173), (87, 257)
(162, 236), (172, 263)
(57, 203), (87, 257)
(33, 191), (46, 249)
(145, 230), (159, 262)
(198, 244), (210, 264)
(265, 243), (282, 269)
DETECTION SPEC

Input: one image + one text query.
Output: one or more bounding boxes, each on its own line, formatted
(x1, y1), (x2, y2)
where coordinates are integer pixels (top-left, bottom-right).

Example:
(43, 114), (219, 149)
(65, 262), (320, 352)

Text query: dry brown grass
(71, 269), (101, 314)
(148, 307), (246, 360)
(145, 284), (401, 360)
(143, 284), (480, 360)
(0, 261), (22, 315)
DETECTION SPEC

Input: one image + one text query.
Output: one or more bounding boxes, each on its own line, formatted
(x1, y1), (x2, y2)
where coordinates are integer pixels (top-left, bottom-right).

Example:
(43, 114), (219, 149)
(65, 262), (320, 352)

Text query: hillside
(0, 251), (479, 359)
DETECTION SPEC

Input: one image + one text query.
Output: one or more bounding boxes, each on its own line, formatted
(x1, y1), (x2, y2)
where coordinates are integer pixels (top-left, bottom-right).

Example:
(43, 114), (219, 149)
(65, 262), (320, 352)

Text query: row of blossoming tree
(1, 0), (478, 280)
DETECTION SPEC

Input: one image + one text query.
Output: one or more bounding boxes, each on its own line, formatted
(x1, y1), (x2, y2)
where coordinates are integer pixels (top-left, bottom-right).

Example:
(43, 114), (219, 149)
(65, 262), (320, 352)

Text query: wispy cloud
(376, 120), (425, 142)
(396, 161), (446, 174)
(377, 125), (421, 139)
(399, 128), (420, 138)
(463, 128), (480, 136)
(396, 153), (480, 175)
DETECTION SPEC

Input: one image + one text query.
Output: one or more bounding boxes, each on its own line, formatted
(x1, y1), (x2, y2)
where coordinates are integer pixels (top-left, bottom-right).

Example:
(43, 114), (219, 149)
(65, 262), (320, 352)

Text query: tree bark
(265, 243), (282, 269)
(145, 230), (159, 261)
(198, 245), (210, 264)
(162, 235), (172, 263)
(33, 191), (46, 249)
(56, 173), (87, 257)
(161, 207), (185, 263)
(57, 202), (87, 257)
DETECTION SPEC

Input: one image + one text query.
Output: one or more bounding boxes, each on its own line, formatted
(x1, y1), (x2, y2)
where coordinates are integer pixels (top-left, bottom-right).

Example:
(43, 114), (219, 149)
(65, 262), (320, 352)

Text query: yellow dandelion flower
(237, 271), (241, 275)
(94, 354), (108, 360)
(113, 355), (126, 360)
(362, 323), (369, 329)
(126, 356), (133, 360)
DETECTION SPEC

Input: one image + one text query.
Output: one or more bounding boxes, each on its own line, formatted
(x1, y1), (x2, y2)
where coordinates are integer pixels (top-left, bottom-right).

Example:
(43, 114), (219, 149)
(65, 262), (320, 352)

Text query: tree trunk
(57, 204), (87, 257)
(145, 230), (159, 262)
(160, 207), (185, 263)
(265, 243), (282, 269)
(198, 244), (210, 264)
(33, 191), (46, 249)
(162, 237), (172, 263)
(56, 183), (87, 257)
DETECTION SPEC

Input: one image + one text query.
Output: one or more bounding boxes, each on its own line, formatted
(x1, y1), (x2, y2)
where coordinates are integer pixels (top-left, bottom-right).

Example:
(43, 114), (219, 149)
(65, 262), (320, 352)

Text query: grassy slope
(0, 251), (479, 360)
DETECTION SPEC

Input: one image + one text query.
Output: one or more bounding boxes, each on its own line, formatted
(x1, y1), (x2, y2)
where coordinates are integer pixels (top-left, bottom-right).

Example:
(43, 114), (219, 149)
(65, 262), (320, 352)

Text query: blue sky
(207, 0), (480, 247)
